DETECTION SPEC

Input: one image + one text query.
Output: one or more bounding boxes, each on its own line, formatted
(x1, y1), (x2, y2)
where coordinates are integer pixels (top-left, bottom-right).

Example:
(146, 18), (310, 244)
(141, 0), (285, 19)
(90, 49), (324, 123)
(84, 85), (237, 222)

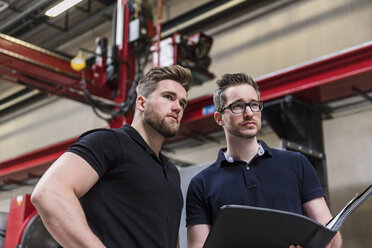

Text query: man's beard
(143, 105), (179, 138)
(228, 129), (257, 139)
(226, 122), (261, 139)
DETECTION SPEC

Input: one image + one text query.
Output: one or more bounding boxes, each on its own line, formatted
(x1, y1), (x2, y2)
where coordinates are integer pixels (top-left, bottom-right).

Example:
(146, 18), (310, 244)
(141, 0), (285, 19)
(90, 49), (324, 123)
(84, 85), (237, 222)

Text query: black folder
(203, 184), (372, 248)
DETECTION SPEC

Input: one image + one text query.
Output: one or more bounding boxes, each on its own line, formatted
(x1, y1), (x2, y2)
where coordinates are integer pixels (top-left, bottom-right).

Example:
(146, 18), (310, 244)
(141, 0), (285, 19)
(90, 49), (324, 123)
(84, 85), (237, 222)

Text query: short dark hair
(213, 73), (260, 112)
(137, 65), (192, 97)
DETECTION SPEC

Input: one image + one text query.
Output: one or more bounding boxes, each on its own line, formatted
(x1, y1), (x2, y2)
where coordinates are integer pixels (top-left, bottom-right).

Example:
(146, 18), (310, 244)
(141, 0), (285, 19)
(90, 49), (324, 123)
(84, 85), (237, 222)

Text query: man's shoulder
(264, 144), (304, 159)
(190, 162), (218, 182)
(262, 144), (311, 171)
(78, 126), (129, 141)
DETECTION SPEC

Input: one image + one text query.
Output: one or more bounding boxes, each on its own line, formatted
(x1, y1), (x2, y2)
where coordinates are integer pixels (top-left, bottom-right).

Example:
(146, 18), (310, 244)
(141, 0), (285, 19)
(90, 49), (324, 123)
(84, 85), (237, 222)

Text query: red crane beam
(257, 41), (372, 104)
(0, 34), (114, 102)
(169, 41), (372, 143)
(0, 138), (77, 187)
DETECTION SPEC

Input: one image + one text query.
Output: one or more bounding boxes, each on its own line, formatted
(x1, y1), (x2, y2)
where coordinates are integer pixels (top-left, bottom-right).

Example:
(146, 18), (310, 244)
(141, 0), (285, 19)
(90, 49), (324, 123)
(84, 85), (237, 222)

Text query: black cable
(79, 71), (123, 120)
(118, 42), (151, 116)
(112, 4), (117, 43)
(79, 3), (153, 121)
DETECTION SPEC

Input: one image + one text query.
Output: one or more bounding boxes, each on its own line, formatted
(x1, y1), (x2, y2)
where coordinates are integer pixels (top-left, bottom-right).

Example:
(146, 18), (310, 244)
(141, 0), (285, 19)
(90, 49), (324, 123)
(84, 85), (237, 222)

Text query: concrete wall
(0, 0), (371, 247)
(0, 98), (107, 161)
(324, 110), (372, 248)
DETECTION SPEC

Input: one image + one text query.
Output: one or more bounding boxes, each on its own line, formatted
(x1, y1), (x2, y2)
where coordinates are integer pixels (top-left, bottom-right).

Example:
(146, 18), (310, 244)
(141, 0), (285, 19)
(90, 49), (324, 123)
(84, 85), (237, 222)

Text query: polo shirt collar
(122, 124), (168, 165)
(216, 140), (273, 168)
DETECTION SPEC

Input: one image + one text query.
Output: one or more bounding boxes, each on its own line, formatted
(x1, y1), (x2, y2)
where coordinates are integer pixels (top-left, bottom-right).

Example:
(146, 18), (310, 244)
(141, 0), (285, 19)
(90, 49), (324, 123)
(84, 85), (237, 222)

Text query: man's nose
(172, 100), (182, 112)
(243, 105), (253, 117)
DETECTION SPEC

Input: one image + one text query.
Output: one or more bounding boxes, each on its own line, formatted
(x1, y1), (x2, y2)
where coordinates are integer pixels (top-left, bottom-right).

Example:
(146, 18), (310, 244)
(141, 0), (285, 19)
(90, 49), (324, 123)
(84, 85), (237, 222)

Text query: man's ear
(136, 95), (146, 112)
(214, 111), (224, 127)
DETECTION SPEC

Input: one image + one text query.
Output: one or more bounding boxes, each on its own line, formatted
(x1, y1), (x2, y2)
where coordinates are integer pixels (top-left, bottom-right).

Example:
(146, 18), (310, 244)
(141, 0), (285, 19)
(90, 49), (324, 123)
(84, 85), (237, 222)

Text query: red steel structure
(4, 195), (36, 248)
(1, 36), (372, 187)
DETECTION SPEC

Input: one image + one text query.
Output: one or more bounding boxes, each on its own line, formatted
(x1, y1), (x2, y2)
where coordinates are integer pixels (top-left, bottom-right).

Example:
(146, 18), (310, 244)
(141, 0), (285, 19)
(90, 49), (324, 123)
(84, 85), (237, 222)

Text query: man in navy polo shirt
(31, 65), (192, 248)
(186, 73), (342, 248)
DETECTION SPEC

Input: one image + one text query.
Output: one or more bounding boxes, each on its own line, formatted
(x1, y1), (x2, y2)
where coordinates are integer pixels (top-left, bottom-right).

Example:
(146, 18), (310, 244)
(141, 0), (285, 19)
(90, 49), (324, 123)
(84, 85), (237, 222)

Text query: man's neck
(131, 120), (165, 157)
(226, 135), (260, 163)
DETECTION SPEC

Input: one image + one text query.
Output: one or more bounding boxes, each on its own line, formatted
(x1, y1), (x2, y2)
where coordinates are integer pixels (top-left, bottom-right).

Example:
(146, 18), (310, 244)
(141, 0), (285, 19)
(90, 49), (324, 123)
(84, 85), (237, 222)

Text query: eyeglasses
(221, 101), (263, 114)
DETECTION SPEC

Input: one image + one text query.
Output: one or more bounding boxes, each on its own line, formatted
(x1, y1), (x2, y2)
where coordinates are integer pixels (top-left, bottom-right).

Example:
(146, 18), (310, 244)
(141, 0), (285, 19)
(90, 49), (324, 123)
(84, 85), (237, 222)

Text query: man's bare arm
(187, 224), (211, 248)
(31, 152), (105, 248)
(303, 197), (343, 248)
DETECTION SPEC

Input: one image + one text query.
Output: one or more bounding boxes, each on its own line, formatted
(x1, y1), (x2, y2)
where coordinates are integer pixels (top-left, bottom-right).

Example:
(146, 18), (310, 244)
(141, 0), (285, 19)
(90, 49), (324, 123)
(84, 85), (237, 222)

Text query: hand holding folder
(204, 184), (372, 248)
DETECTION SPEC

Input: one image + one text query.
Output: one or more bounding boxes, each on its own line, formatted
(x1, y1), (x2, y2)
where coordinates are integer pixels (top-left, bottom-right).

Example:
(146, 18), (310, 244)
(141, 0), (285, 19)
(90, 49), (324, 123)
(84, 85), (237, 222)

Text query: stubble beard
(143, 105), (179, 138)
(227, 122), (261, 139)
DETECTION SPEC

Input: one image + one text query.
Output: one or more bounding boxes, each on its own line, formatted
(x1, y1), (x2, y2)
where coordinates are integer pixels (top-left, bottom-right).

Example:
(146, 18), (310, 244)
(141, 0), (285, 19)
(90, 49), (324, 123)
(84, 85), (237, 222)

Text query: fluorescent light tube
(45, 0), (83, 17)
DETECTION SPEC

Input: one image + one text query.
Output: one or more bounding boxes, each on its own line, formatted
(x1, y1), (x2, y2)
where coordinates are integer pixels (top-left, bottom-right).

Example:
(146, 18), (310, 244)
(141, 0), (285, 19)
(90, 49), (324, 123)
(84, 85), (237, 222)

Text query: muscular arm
(31, 152), (105, 248)
(303, 197), (343, 248)
(187, 224), (211, 248)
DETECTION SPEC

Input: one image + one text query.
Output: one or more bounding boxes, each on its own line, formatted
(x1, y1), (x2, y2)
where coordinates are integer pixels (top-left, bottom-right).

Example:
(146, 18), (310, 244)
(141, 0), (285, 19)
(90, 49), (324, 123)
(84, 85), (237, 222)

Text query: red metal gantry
(0, 33), (110, 103)
(0, 36), (372, 188)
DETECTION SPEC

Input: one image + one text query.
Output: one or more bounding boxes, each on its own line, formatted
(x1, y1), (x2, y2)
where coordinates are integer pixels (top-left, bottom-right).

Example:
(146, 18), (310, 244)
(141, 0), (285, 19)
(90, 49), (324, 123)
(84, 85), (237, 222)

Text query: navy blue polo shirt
(67, 124), (183, 248)
(186, 140), (324, 226)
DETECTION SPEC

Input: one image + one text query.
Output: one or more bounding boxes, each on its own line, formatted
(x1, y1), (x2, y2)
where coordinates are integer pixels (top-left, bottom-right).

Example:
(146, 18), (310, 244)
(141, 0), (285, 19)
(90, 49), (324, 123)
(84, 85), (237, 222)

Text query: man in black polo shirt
(31, 65), (192, 248)
(186, 73), (342, 248)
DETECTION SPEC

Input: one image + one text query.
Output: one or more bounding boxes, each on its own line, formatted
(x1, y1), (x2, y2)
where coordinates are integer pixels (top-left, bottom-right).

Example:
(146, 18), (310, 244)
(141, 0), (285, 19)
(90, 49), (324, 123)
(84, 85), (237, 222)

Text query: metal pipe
(41, 3), (115, 49)
(156, 0), (162, 66)
(0, 0), (53, 32)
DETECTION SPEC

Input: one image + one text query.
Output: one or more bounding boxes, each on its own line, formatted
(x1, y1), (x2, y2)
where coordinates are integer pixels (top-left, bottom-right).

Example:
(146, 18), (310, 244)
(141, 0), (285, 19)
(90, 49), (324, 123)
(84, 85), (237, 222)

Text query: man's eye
(232, 103), (245, 109)
(164, 95), (172, 100)
(180, 102), (186, 109)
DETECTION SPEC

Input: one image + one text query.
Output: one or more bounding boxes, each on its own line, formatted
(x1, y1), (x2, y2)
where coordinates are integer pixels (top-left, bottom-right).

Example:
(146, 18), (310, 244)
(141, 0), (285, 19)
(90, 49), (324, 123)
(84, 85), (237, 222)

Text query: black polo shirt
(186, 140), (324, 226)
(67, 124), (183, 248)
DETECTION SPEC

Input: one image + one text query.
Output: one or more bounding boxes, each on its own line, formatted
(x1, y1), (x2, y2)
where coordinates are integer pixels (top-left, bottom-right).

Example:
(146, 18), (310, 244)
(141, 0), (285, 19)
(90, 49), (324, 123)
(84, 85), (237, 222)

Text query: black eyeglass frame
(220, 100), (264, 114)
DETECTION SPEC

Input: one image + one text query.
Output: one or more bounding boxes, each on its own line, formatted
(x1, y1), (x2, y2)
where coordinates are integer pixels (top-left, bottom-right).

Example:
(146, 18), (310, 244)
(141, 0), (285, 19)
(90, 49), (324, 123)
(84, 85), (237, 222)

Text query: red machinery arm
(1, 38), (372, 187)
(0, 33), (115, 104)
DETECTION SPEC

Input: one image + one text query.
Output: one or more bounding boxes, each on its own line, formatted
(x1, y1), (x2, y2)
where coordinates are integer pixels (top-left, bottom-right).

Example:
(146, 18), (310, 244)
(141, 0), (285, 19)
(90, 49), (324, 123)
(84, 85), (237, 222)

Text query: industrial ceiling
(0, 0), (117, 122)
(0, 0), (283, 123)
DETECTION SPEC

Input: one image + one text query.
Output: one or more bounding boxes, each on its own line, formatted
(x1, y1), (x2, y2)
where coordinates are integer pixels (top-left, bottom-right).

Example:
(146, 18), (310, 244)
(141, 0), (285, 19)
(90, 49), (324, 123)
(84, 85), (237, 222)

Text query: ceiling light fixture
(45, 0), (83, 17)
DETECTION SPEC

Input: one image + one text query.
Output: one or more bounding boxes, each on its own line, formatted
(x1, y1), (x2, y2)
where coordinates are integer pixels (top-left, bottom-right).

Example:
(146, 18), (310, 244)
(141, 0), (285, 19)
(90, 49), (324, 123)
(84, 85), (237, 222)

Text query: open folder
(203, 184), (372, 248)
